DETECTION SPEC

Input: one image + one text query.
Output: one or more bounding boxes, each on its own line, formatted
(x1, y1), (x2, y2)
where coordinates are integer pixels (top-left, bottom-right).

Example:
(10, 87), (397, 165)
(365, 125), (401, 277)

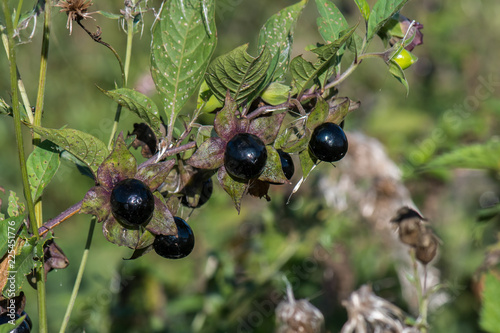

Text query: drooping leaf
(353, 0), (371, 21)
(424, 140), (500, 172)
(257, 0), (308, 81)
(366, 0), (409, 41)
(315, 0), (348, 43)
(217, 166), (247, 213)
(99, 87), (164, 138)
(291, 25), (357, 94)
(480, 273), (500, 332)
(31, 126), (109, 177)
(27, 140), (60, 202)
(205, 44), (272, 105)
(151, 0), (217, 121)
(388, 59), (409, 93)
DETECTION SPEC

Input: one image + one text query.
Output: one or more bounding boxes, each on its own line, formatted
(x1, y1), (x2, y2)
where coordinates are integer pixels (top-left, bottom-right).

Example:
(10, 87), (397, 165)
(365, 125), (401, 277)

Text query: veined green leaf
(0, 214), (25, 257)
(27, 140), (60, 202)
(424, 140), (500, 172)
(366, 0), (409, 41)
(99, 87), (164, 138)
(31, 127), (109, 177)
(315, 0), (348, 43)
(205, 44), (273, 105)
(258, 0), (308, 81)
(151, 0), (217, 121)
(291, 24), (357, 94)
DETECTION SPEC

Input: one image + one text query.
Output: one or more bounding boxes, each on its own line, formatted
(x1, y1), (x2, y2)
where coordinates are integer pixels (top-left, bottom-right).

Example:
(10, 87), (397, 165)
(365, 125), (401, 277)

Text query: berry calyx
(277, 150), (294, 180)
(110, 178), (155, 228)
(308, 122), (348, 162)
(153, 217), (195, 259)
(224, 133), (267, 180)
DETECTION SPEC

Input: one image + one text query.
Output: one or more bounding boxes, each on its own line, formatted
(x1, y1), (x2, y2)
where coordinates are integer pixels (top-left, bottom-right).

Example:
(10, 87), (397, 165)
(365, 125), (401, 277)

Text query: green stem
(34, 3), (50, 138)
(1, 28), (33, 124)
(14, 0), (23, 27)
(107, 16), (134, 149)
(58, 218), (96, 333)
(2, 1), (46, 332)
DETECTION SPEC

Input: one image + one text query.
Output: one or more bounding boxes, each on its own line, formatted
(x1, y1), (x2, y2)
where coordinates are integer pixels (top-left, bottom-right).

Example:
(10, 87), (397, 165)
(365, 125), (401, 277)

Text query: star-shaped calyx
(81, 133), (176, 258)
(187, 94), (289, 211)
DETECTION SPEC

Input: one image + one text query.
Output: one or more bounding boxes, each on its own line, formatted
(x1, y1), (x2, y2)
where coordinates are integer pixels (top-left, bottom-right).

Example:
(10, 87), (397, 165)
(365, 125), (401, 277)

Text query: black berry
(308, 122), (348, 162)
(153, 217), (195, 259)
(277, 150), (294, 180)
(224, 133), (267, 180)
(181, 178), (213, 208)
(110, 178), (155, 228)
(0, 312), (31, 333)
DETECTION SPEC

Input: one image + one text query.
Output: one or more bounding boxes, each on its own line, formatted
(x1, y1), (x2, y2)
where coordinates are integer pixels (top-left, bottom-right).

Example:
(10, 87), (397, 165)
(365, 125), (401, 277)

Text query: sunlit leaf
(27, 140), (60, 202)
(366, 0), (409, 41)
(151, 0), (217, 121)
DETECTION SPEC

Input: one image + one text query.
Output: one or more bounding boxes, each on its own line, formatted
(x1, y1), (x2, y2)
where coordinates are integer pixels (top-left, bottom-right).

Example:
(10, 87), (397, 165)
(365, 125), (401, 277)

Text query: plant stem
(2, 1), (47, 331)
(1, 28), (34, 124)
(39, 201), (82, 237)
(107, 15), (134, 149)
(58, 217), (96, 333)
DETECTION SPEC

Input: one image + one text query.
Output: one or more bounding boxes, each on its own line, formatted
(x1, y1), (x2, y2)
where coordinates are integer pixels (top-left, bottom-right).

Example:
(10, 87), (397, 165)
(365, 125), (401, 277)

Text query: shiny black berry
(308, 122), (348, 162)
(277, 150), (294, 180)
(224, 133), (267, 180)
(181, 178), (213, 208)
(153, 217), (195, 259)
(0, 312), (31, 333)
(110, 178), (155, 228)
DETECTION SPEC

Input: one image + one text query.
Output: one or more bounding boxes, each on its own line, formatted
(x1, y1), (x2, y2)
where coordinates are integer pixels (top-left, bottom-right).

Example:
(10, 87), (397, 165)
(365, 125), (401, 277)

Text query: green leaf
(353, 0), (371, 21)
(99, 87), (164, 138)
(31, 127), (109, 177)
(2, 237), (37, 298)
(366, 0), (409, 41)
(424, 140), (500, 172)
(27, 140), (60, 202)
(306, 97), (329, 130)
(480, 273), (500, 332)
(291, 24), (357, 94)
(0, 214), (25, 257)
(260, 82), (293, 105)
(7, 191), (24, 218)
(205, 44), (273, 105)
(96, 10), (122, 19)
(0, 97), (11, 115)
(388, 59), (409, 93)
(315, 0), (348, 43)
(151, 0), (217, 121)
(257, 0), (308, 81)
(97, 134), (137, 188)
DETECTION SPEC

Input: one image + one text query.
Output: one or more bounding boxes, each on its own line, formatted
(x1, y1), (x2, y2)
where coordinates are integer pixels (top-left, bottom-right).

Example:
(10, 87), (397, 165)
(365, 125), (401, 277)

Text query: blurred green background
(1, 0), (500, 332)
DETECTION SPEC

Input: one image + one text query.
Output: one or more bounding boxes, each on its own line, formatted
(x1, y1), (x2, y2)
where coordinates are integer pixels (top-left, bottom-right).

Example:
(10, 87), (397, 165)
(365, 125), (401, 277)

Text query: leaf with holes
(99, 87), (164, 138)
(151, 0), (217, 122)
(366, 0), (409, 41)
(258, 0), (308, 82)
(27, 140), (60, 202)
(31, 126), (109, 177)
(205, 44), (272, 105)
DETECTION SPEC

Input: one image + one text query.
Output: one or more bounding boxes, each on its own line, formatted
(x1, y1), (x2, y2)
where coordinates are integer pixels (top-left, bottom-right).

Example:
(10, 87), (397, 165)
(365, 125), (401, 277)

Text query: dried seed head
(416, 229), (439, 265)
(341, 285), (419, 333)
(391, 207), (426, 247)
(276, 279), (324, 333)
(56, 0), (95, 34)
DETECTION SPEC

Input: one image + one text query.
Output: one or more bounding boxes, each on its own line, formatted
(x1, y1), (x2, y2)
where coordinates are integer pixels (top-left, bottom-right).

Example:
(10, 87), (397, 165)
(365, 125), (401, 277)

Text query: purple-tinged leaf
(258, 146), (289, 184)
(136, 160), (176, 192)
(186, 137), (226, 170)
(145, 194), (177, 236)
(214, 93), (239, 141)
(81, 186), (111, 222)
(218, 166), (247, 213)
(248, 112), (286, 145)
(97, 134), (137, 189)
